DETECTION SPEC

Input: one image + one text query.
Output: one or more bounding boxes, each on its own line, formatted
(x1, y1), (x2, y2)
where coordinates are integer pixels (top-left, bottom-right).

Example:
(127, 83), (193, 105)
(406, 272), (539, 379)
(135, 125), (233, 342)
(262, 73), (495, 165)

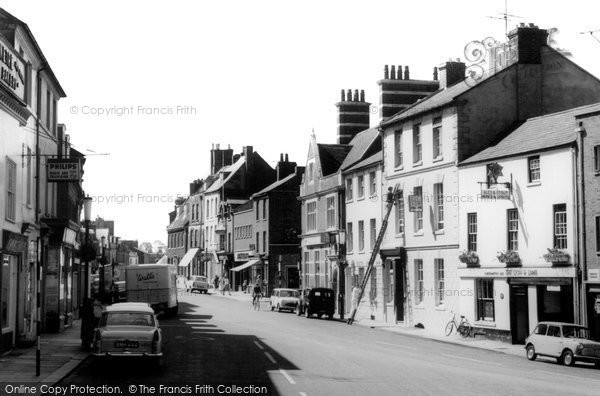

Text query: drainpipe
(576, 123), (587, 325)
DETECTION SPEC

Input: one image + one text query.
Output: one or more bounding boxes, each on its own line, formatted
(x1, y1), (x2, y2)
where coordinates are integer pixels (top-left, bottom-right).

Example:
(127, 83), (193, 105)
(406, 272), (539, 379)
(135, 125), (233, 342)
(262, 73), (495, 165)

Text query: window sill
(527, 181), (541, 187)
(358, 251), (365, 254)
(474, 320), (496, 328)
(395, 165), (404, 171)
(413, 231), (424, 237)
(432, 156), (443, 163)
(396, 232), (405, 238)
(434, 229), (445, 235)
(414, 303), (425, 310)
(357, 196), (365, 201)
(435, 304), (447, 311)
(412, 161), (423, 168)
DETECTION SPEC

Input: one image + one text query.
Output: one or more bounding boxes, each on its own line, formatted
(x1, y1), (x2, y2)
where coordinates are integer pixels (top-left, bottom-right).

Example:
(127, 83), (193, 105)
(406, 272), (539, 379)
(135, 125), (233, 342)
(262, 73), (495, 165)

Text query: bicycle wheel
(458, 323), (471, 338)
(444, 321), (454, 336)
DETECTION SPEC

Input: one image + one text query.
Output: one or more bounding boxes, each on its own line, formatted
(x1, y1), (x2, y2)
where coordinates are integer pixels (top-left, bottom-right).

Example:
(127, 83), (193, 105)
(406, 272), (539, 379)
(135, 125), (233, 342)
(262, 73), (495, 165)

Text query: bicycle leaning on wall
(445, 311), (472, 338)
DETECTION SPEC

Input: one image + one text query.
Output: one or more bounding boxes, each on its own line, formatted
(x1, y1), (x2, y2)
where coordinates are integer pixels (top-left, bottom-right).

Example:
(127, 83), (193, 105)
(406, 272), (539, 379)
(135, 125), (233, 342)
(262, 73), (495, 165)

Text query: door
(394, 259), (405, 322)
(510, 285), (529, 344)
(287, 267), (299, 289)
(546, 325), (563, 357)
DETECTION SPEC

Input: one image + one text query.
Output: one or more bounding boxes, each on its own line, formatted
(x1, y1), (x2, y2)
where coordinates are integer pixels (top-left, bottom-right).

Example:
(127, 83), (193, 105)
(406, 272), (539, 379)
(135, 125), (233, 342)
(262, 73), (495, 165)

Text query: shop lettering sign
(0, 35), (26, 102)
(47, 159), (81, 182)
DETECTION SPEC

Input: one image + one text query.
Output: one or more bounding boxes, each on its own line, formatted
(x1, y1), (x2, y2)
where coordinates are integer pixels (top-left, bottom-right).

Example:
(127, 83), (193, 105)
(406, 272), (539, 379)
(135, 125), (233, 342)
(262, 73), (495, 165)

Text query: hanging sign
(47, 159), (81, 182)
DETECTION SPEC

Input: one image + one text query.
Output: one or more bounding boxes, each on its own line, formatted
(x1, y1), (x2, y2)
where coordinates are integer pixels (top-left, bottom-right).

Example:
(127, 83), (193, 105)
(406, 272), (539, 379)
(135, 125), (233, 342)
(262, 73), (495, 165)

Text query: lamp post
(337, 229), (347, 320)
(80, 196), (93, 350)
(83, 196), (92, 299)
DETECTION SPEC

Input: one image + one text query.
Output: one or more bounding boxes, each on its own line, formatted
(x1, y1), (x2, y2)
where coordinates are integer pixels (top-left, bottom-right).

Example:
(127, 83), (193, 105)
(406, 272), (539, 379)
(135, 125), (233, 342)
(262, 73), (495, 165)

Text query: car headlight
(576, 343), (584, 353)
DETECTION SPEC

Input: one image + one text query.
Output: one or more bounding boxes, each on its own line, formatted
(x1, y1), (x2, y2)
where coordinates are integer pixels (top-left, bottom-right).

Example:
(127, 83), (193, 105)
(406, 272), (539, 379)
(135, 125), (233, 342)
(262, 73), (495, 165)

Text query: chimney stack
(433, 67), (438, 81)
(276, 153), (297, 181)
(377, 64), (439, 120)
(438, 60), (466, 89)
(508, 23), (548, 65)
(335, 89), (370, 145)
(210, 144), (234, 174)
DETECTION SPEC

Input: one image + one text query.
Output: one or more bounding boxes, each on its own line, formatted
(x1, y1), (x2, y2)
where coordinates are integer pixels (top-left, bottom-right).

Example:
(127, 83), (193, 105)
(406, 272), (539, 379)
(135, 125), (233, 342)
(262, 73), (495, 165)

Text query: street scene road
(59, 293), (600, 396)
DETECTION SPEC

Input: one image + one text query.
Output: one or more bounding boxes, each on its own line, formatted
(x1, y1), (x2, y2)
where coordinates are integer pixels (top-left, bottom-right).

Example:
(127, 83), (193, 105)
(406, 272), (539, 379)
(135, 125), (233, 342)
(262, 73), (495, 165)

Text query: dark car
(296, 287), (335, 319)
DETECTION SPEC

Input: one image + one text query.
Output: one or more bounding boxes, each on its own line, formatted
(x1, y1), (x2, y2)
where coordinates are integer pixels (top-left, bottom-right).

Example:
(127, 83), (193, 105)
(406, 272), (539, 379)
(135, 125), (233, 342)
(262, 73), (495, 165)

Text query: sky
(3, 0), (600, 244)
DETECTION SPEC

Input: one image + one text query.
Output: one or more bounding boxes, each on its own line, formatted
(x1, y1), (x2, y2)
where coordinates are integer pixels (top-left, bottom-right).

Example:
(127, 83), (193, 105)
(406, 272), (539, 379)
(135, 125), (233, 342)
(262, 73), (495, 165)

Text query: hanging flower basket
(459, 251), (480, 267)
(543, 248), (570, 265)
(497, 250), (520, 267)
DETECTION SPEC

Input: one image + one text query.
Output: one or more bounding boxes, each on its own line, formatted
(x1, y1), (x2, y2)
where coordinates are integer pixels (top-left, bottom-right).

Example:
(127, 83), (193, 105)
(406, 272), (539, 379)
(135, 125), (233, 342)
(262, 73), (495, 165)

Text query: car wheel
(327, 312), (334, 320)
(526, 344), (537, 361)
(304, 308), (311, 318)
(317, 313), (322, 319)
(562, 350), (575, 367)
(270, 304), (275, 311)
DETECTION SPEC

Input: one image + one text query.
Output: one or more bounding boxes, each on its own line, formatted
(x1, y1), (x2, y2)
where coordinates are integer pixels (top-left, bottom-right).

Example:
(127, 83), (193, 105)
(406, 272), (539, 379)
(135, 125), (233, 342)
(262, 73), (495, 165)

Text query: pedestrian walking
(351, 285), (361, 313)
(213, 275), (219, 290)
(223, 276), (232, 296)
(242, 280), (248, 293)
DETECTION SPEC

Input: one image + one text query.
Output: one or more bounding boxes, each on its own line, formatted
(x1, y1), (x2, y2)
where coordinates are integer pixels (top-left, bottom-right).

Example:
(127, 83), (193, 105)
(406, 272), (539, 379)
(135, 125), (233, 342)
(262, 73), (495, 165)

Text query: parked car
(270, 288), (300, 312)
(296, 287), (335, 319)
(525, 321), (600, 367)
(92, 302), (163, 368)
(188, 275), (209, 293)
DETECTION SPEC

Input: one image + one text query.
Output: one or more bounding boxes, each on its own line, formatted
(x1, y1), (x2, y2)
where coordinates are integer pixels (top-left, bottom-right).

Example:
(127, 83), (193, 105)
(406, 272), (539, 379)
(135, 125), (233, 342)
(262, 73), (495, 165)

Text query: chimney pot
(390, 65), (396, 80)
(347, 89), (352, 101)
(280, 153), (284, 161)
(397, 65), (403, 79)
(433, 66), (438, 81)
(341, 89), (345, 101)
(360, 90), (365, 102)
(520, 22), (525, 27)
(285, 153), (289, 162)
(354, 89), (359, 101)
(404, 66), (410, 80)
(384, 65), (389, 79)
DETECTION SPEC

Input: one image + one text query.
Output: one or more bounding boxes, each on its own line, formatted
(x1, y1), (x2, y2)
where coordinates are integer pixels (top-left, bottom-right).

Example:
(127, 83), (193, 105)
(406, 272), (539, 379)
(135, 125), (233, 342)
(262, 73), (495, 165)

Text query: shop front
(231, 250), (261, 292)
(586, 268), (600, 341)
(458, 266), (576, 344)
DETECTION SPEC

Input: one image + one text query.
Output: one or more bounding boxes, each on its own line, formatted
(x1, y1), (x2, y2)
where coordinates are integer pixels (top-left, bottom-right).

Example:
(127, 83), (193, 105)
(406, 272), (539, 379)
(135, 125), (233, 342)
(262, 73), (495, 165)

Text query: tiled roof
(167, 209), (188, 231)
(340, 127), (380, 170)
(251, 173), (296, 198)
(461, 102), (600, 165)
(380, 80), (473, 127)
(344, 152), (382, 173)
(234, 200), (253, 213)
(317, 144), (352, 176)
(205, 156), (246, 193)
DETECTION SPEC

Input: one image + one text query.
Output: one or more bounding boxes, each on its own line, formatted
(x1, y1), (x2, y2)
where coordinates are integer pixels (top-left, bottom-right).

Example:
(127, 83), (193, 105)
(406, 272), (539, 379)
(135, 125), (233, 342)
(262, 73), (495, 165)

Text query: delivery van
(126, 264), (179, 316)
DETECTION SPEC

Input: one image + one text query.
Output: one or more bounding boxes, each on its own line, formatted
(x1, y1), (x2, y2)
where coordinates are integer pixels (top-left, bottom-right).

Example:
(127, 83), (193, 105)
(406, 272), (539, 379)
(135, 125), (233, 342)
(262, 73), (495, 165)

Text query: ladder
(347, 185), (400, 325)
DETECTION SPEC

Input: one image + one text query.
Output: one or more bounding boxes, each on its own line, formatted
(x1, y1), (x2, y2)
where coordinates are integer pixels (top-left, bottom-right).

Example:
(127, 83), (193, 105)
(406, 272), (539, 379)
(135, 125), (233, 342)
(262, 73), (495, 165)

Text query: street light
(336, 229), (347, 320)
(82, 196), (92, 299)
(80, 195), (93, 350)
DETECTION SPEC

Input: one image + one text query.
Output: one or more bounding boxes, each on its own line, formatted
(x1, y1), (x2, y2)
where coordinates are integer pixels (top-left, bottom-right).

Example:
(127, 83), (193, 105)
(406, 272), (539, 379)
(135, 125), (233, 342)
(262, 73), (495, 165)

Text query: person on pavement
(252, 283), (262, 306)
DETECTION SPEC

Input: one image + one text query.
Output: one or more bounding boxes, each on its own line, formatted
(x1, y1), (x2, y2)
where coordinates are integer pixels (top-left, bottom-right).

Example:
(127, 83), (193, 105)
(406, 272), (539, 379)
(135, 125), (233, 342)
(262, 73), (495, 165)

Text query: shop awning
(179, 248), (200, 267)
(231, 259), (260, 272)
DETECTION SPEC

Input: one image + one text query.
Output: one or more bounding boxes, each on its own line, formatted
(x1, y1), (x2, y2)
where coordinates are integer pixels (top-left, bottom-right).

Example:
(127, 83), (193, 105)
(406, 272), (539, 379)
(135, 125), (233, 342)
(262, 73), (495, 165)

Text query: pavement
(0, 289), (524, 388)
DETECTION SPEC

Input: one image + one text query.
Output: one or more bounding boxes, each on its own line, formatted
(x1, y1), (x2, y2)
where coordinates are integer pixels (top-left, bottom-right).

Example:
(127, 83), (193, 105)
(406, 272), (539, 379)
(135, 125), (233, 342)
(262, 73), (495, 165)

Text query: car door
(546, 325), (563, 357)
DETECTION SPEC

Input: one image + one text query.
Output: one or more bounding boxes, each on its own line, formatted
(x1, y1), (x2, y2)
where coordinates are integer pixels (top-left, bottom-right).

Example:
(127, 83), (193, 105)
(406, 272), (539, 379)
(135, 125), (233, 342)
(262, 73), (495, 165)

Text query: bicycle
(445, 311), (472, 337)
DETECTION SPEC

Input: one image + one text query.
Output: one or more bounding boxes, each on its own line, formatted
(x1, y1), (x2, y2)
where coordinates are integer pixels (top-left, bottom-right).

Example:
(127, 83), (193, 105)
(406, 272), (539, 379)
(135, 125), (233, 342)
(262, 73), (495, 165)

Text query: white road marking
(440, 353), (503, 366)
(299, 393), (307, 396)
(279, 369), (296, 384)
(264, 351), (277, 364)
(254, 341), (264, 350)
(375, 341), (417, 350)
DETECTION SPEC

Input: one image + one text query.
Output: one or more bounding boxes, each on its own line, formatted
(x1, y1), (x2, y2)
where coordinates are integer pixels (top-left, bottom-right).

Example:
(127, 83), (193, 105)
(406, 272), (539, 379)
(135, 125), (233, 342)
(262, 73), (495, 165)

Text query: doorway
(510, 285), (529, 344)
(384, 259), (404, 323)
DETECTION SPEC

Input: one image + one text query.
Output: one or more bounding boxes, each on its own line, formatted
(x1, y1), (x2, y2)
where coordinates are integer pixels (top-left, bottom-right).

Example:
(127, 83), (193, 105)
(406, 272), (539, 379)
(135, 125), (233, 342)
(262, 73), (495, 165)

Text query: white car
(525, 321), (600, 367)
(270, 288), (300, 312)
(92, 303), (163, 368)
(189, 275), (209, 293)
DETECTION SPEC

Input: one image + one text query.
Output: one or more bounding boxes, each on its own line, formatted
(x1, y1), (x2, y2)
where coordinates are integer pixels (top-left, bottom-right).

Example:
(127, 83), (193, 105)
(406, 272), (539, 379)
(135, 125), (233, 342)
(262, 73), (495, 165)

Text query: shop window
(476, 279), (494, 321)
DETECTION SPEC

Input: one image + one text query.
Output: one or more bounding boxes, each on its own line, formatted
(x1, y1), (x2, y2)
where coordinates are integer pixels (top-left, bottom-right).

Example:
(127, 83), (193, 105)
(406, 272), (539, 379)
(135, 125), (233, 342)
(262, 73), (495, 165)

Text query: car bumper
(93, 352), (163, 358)
(574, 353), (600, 363)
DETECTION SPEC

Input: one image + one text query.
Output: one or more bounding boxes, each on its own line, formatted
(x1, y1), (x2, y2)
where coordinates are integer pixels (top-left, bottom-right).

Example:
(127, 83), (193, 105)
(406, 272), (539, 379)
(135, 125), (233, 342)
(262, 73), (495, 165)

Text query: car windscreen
(279, 290), (297, 297)
(563, 326), (590, 339)
(104, 312), (155, 327)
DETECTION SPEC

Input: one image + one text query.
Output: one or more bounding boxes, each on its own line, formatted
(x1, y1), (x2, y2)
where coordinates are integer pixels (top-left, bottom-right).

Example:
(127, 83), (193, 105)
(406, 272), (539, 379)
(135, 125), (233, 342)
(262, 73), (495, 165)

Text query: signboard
(62, 228), (77, 246)
(480, 189), (510, 200)
(458, 266), (576, 278)
(47, 159), (81, 182)
(0, 35), (26, 102)
(589, 269), (600, 281)
(408, 195), (422, 212)
(234, 251), (254, 261)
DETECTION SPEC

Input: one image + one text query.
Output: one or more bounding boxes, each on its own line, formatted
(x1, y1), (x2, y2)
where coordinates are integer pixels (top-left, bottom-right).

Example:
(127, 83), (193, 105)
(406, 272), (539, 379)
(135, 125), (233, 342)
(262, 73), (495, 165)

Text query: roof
(340, 127), (380, 170)
(344, 152), (382, 173)
(167, 207), (188, 231)
(205, 156), (246, 193)
(251, 173), (296, 198)
(234, 200), (253, 213)
(0, 9), (66, 97)
(381, 80), (472, 127)
(461, 102), (600, 165)
(105, 303), (154, 314)
(317, 144), (352, 176)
